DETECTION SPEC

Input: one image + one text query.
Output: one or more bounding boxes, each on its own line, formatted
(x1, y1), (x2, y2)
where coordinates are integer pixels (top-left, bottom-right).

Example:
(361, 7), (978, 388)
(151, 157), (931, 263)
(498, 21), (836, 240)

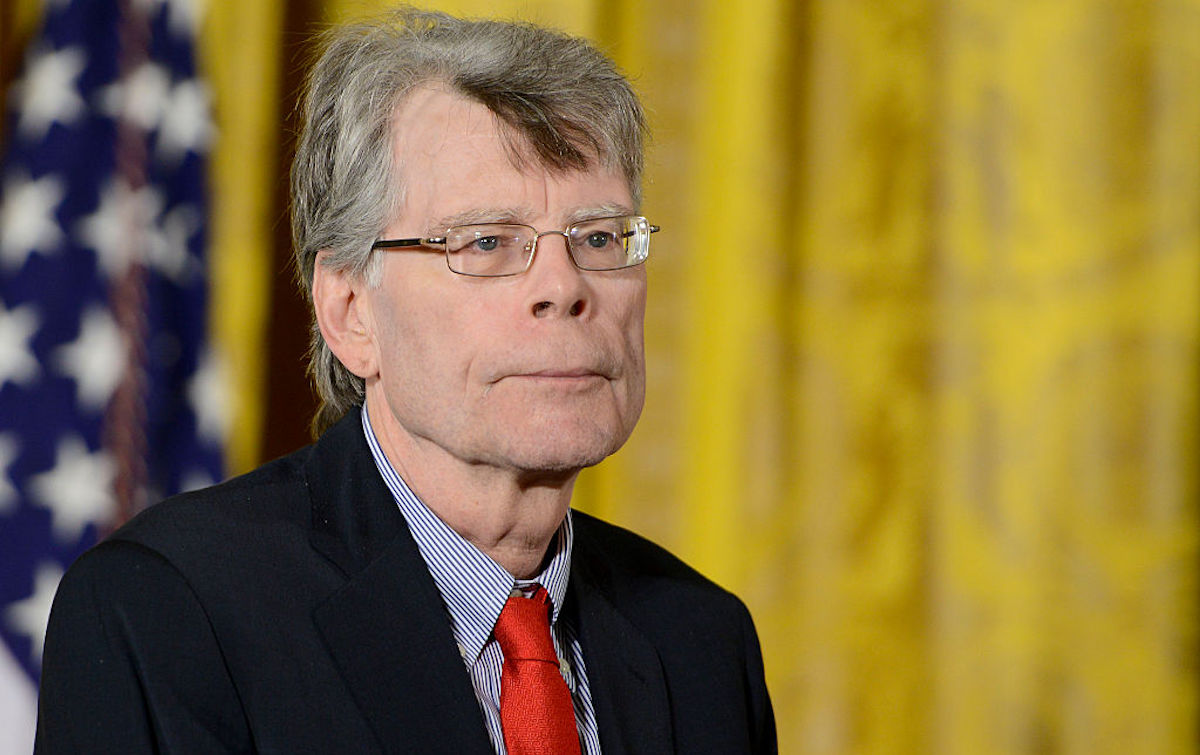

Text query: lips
(498, 369), (610, 387)
(519, 368), (605, 378)
(488, 354), (622, 384)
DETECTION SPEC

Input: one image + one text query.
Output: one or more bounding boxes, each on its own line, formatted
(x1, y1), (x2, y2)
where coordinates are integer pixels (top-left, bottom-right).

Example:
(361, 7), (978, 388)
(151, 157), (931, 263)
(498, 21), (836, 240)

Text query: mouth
(497, 368), (611, 387)
(511, 369), (605, 380)
(526, 368), (604, 378)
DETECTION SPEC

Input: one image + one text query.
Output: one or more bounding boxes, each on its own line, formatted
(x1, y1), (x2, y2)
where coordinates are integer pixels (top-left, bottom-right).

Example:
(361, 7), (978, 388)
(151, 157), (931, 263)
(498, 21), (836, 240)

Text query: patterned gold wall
(203, 1), (1199, 752)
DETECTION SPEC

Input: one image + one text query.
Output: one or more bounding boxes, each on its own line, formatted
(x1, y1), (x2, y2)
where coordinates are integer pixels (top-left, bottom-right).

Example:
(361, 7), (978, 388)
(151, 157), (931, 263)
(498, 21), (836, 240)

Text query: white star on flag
(0, 302), (40, 389)
(137, 0), (207, 37)
(28, 436), (117, 544)
(76, 178), (167, 280)
(97, 61), (171, 132)
(179, 467), (217, 494)
(14, 47), (87, 141)
(157, 79), (214, 163)
(52, 307), (126, 412)
(0, 173), (66, 270)
(4, 562), (64, 663)
(189, 347), (231, 445)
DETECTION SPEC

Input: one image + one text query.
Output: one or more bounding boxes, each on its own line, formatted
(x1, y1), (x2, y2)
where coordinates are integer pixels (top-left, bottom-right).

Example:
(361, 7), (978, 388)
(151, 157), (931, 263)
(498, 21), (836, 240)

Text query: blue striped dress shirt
(361, 408), (602, 753)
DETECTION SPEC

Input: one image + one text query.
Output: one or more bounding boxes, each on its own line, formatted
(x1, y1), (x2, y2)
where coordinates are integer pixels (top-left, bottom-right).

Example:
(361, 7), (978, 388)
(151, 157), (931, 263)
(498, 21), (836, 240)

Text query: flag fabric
(0, 1), (223, 749)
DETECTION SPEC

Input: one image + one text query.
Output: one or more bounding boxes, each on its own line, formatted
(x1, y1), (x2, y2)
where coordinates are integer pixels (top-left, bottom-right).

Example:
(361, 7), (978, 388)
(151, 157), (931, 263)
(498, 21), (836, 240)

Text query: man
(37, 8), (776, 753)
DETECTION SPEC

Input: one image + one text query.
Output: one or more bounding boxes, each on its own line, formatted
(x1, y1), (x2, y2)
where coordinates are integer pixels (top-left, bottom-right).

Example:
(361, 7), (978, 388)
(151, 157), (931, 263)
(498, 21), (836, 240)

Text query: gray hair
(291, 7), (647, 435)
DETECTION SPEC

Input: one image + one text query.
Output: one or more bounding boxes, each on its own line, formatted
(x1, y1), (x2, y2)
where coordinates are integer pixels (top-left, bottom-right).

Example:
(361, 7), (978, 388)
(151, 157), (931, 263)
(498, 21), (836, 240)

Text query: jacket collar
(570, 514), (674, 754)
(304, 407), (493, 754)
(305, 406), (404, 577)
(301, 409), (673, 754)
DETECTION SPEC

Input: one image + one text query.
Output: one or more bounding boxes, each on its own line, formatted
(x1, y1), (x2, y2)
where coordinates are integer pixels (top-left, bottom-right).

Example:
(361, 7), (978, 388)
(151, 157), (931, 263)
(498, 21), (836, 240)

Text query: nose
(524, 231), (588, 319)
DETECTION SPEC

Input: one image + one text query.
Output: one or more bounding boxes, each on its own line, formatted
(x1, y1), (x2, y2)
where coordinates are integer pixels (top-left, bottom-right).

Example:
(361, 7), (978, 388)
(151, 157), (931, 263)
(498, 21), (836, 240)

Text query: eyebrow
(565, 203), (634, 224)
(429, 208), (525, 232)
(428, 203), (636, 234)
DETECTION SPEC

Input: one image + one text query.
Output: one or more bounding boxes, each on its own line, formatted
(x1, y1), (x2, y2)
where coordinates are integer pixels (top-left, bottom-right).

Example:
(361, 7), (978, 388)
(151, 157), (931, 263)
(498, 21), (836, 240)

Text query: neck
(365, 398), (577, 579)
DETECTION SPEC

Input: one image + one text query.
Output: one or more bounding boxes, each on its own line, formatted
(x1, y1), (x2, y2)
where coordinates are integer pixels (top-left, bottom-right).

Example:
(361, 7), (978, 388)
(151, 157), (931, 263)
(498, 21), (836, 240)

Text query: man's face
(359, 86), (646, 479)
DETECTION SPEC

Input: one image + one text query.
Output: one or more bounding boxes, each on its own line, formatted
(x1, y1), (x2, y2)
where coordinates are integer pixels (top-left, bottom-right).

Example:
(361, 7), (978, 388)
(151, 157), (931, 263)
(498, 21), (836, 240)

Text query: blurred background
(1, 0), (1197, 752)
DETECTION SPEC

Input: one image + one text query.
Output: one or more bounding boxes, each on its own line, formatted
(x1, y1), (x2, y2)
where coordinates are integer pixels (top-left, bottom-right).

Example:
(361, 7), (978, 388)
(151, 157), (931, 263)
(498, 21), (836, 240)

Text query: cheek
(370, 283), (437, 382)
(620, 282), (648, 357)
(372, 279), (488, 395)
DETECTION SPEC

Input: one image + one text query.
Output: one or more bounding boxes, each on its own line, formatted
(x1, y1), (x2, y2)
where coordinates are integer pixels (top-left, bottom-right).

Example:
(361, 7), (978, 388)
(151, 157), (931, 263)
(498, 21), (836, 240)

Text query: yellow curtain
(208, 1), (1199, 751)
(201, 2), (285, 473)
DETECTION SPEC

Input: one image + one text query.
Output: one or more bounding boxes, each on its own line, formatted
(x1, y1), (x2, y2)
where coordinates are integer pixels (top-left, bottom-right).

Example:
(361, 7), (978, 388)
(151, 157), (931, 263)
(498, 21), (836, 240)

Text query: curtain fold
(202, 1), (284, 473)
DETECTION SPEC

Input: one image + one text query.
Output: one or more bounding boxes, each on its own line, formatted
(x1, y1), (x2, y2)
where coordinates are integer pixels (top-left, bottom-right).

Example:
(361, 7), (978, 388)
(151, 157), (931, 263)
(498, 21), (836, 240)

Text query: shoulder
(44, 441), (343, 674)
(114, 406), (370, 550)
(110, 444), (315, 556)
(572, 509), (714, 585)
(571, 509), (753, 627)
(570, 510), (777, 749)
(72, 439), (337, 611)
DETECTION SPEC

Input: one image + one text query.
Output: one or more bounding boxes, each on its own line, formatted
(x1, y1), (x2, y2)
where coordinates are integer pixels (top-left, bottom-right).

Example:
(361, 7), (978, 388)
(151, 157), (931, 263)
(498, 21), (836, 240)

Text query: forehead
(389, 86), (632, 229)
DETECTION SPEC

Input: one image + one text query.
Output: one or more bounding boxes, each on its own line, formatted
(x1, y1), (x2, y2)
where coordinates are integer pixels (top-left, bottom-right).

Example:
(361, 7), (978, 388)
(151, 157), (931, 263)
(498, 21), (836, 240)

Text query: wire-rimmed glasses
(370, 214), (659, 277)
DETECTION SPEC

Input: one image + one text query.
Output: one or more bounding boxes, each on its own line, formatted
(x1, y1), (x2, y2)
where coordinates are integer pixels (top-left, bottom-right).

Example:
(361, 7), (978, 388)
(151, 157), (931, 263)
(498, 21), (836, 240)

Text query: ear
(311, 253), (378, 380)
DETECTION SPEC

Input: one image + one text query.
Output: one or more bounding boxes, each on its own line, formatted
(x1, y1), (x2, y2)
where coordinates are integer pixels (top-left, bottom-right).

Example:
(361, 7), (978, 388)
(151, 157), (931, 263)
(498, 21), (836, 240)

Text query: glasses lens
(445, 224), (533, 276)
(567, 216), (649, 271)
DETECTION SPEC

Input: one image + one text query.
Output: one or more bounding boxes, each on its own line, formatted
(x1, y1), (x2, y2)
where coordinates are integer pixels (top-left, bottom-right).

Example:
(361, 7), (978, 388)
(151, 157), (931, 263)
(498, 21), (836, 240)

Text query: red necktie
(493, 585), (582, 755)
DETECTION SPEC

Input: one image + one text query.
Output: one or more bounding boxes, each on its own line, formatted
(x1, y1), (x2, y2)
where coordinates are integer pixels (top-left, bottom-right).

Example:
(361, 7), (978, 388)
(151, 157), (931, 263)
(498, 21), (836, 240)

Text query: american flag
(0, 1), (224, 749)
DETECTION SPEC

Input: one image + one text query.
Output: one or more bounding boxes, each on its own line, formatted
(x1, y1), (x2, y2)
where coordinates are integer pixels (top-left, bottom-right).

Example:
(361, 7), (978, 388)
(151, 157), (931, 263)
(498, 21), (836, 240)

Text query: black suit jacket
(36, 408), (776, 753)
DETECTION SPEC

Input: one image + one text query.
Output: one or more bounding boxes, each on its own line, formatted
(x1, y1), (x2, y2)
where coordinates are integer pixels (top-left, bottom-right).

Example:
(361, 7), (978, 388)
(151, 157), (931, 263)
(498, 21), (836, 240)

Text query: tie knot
(494, 585), (557, 663)
(494, 584), (581, 754)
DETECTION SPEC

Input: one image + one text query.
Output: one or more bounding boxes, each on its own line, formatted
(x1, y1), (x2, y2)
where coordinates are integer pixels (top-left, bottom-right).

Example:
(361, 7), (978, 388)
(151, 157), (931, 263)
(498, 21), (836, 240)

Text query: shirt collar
(361, 405), (574, 664)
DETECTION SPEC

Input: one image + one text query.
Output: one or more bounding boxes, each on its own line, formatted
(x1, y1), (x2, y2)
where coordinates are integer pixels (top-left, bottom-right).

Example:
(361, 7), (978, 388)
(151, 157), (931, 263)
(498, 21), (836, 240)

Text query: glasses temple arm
(371, 236), (448, 250)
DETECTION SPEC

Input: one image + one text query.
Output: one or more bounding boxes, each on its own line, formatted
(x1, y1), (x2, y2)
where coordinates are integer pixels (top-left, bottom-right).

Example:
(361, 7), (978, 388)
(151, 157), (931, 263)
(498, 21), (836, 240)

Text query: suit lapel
(301, 412), (676, 753)
(305, 409), (493, 754)
(312, 536), (493, 753)
(571, 534), (674, 754)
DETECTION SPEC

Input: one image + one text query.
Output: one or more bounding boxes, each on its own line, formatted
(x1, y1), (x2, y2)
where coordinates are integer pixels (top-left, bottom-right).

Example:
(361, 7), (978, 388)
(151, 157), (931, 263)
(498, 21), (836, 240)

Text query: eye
(455, 229), (523, 254)
(473, 236), (501, 252)
(585, 231), (616, 249)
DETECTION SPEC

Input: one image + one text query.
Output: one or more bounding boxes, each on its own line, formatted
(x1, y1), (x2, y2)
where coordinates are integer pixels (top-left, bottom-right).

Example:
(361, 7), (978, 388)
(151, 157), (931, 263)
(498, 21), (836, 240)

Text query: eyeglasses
(370, 214), (659, 277)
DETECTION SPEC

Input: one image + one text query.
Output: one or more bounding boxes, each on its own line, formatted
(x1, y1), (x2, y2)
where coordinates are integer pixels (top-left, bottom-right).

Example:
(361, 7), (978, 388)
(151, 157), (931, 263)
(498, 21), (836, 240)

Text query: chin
(520, 445), (613, 473)
(487, 412), (634, 474)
